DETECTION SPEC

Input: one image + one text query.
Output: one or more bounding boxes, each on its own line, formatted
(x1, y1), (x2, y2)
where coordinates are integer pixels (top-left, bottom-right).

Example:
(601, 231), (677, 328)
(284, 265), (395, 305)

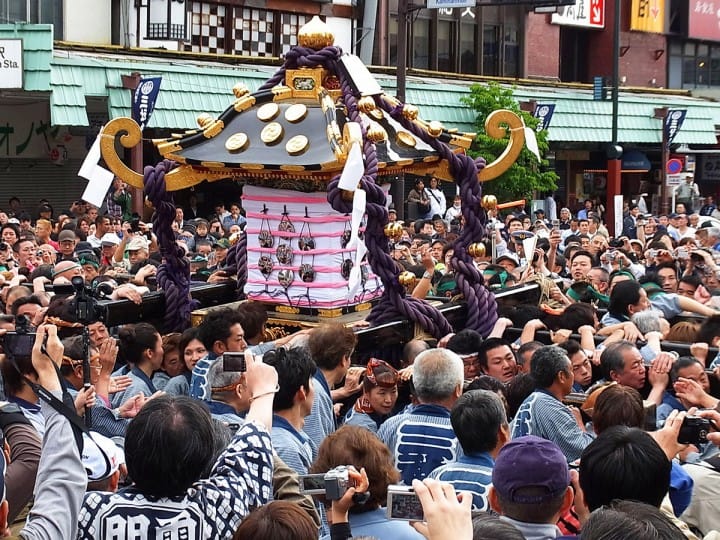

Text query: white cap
(100, 232), (121, 246)
(82, 431), (124, 481)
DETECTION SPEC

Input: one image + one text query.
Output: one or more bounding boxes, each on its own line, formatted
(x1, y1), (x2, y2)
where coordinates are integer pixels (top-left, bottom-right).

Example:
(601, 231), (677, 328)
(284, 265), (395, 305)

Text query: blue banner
(534, 103), (555, 132)
(132, 77), (162, 131)
(665, 109), (686, 145)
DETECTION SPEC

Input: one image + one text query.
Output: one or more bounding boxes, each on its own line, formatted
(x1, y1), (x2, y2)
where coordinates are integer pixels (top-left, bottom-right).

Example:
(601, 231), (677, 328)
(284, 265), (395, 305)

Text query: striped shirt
(378, 403), (458, 485)
(510, 390), (595, 462)
(428, 452), (494, 511)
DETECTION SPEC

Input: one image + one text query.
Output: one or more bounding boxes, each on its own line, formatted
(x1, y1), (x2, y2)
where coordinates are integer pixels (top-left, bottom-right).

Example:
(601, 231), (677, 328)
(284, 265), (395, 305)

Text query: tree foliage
(460, 82), (558, 203)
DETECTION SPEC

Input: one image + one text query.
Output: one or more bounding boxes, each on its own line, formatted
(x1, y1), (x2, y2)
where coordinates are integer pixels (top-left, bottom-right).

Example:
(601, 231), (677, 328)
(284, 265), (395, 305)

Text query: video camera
(2, 314), (35, 359)
(298, 465), (358, 500)
(70, 276), (107, 325)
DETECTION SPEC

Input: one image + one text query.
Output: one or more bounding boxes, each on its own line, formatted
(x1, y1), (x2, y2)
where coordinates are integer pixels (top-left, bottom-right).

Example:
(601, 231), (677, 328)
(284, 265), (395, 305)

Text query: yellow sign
(630, 0), (665, 32)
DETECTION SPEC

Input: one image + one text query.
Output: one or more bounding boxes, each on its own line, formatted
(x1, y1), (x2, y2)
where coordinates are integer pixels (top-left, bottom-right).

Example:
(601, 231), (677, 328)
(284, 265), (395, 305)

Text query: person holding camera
(312, 424), (425, 540)
(79, 350), (279, 538)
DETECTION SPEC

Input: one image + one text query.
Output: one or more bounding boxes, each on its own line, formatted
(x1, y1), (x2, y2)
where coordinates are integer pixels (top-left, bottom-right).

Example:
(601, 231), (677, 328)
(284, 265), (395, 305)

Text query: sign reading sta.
(552, 0), (605, 28)
(0, 39), (23, 89)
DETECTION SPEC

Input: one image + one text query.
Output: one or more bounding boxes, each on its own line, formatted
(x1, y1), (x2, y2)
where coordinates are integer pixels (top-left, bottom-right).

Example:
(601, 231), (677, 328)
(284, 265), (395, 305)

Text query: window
(483, 24), (499, 76)
(0, 0), (62, 35)
(459, 22), (478, 74)
(504, 26), (519, 77)
(437, 19), (453, 72)
(670, 40), (720, 89)
(186, 2), (308, 56)
(412, 17), (430, 69)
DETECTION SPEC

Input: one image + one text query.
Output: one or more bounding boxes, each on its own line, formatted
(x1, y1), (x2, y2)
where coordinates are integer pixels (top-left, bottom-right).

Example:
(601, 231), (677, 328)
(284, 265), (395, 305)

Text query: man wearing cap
(209, 238), (230, 271)
(534, 209), (549, 227)
(57, 229), (77, 262)
(99, 233), (121, 266)
(113, 234), (149, 271)
(496, 254), (519, 275)
(387, 206), (398, 224)
(510, 346), (595, 462)
(489, 435), (574, 539)
(675, 173), (700, 213)
(378, 348), (463, 484)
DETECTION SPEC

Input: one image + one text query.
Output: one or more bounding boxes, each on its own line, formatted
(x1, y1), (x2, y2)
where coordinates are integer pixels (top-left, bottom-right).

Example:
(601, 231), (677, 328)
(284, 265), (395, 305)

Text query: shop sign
(552, 0), (605, 28)
(630, 0), (665, 32)
(0, 40), (23, 89)
(688, 0), (720, 41)
(701, 154), (720, 181)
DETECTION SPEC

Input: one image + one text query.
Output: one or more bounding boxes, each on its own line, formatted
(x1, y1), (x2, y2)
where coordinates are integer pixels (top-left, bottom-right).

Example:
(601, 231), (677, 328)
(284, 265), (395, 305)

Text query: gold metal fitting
(298, 16), (335, 50)
(366, 122), (388, 143)
(357, 96), (377, 114)
(481, 195), (498, 211)
(402, 104), (419, 120)
(197, 113), (214, 128)
(427, 120), (443, 138)
(468, 243), (486, 258)
(384, 222), (404, 239)
(232, 83), (250, 98)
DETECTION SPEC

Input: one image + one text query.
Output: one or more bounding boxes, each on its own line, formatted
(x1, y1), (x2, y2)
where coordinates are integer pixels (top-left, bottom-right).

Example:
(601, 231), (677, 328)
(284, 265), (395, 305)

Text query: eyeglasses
(365, 358), (399, 387)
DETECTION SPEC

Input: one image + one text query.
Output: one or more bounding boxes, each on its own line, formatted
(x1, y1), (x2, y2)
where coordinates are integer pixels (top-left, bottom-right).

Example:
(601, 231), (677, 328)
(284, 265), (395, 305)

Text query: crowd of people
(0, 180), (719, 540)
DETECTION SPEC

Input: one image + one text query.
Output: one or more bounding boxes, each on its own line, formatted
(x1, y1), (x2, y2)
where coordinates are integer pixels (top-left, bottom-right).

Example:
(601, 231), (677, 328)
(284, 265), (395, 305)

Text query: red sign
(666, 158), (683, 174)
(688, 0), (720, 41)
(590, 0), (605, 26)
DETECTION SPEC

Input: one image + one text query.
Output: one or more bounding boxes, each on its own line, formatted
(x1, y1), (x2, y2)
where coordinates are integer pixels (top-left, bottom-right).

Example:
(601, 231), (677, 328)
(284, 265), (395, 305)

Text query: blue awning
(622, 150), (652, 171)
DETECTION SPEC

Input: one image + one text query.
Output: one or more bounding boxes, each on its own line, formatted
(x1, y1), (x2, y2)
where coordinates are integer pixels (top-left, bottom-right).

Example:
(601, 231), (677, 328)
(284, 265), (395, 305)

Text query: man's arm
(3, 421), (41, 523)
(272, 455), (321, 528)
(21, 325), (86, 540)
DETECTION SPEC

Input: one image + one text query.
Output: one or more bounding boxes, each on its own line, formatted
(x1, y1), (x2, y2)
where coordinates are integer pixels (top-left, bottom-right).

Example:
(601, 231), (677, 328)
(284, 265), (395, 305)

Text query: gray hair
(530, 345), (571, 388)
(413, 348), (464, 402)
(207, 356), (243, 400)
(631, 309), (661, 335)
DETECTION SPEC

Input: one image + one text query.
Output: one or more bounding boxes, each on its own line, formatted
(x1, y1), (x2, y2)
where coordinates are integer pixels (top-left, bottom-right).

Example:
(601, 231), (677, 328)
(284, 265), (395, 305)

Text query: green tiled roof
(51, 55), (274, 127)
(0, 23), (52, 92)
(48, 52), (720, 145)
(376, 76), (720, 145)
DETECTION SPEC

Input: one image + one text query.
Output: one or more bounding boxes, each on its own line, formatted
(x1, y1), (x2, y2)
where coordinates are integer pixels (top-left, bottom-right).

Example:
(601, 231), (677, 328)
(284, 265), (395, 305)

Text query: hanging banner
(630, 0), (665, 32)
(131, 77), (162, 131)
(665, 110), (687, 145)
(534, 104), (556, 132)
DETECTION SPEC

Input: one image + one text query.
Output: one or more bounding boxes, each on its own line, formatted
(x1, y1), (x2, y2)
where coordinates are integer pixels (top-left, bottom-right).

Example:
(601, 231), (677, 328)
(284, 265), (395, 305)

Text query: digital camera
(678, 416), (711, 445)
(387, 485), (424, 521)
(324, 465), (356, 501)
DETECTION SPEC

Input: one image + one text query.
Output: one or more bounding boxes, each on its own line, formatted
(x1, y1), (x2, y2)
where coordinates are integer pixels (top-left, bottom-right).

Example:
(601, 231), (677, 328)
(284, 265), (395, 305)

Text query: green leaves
(460, 82), (558, 202)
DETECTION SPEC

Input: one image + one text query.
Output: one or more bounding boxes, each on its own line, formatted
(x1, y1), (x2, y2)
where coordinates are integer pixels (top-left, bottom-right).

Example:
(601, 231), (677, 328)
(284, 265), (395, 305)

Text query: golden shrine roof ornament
(298, 16), (335, 49)
(99, 18), (526, 193)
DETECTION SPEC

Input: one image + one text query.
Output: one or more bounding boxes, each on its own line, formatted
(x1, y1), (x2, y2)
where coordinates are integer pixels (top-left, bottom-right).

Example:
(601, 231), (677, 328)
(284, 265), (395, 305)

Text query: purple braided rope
(258, 46), (343, 92)
(144, 160), (199, 332)
(223, 237), (248, 299)
(326, 78), (452, 338)
(376, 101), (498, 336)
